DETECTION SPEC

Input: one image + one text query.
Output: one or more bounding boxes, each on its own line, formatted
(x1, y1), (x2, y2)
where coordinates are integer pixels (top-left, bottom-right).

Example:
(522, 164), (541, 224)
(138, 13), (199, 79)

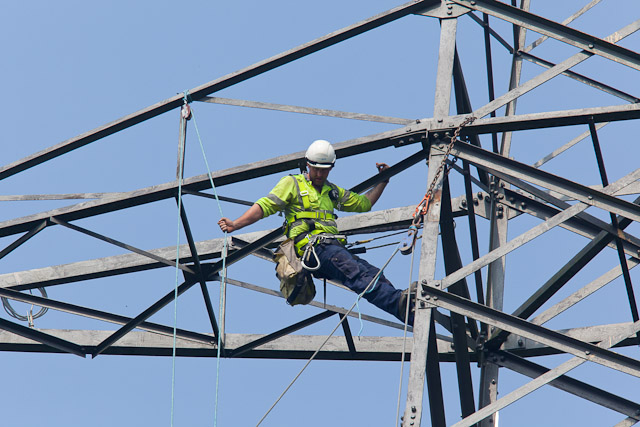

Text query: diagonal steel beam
(91, 226), (283, 357)
(229, 310), (337, 358)
(0, 286), (214, 344)
(440, 178), (476, 418)
(49, 217), (195, 274)
(0, 220), (48, 260)
(519, 51), (640, 104)
(2, 101), (640, 241)
(422, 286), (640, 378)
(452, 0), (640, 71)
(0, 317), (85, 357)
(493, 350), (640, 419)
(450, 140), (640, 223)
(466, 19), (640, 120)
(176, 199), (220, 340)
(0, 0), (435, 182)
(486, 197), (640, 349)
(532, 257), (640, 328)
(450, 320), (640, 427)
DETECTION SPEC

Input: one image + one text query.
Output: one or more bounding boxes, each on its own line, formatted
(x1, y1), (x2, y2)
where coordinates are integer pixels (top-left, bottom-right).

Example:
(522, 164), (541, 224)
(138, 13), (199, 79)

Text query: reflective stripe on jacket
(256, 174), (372, 252)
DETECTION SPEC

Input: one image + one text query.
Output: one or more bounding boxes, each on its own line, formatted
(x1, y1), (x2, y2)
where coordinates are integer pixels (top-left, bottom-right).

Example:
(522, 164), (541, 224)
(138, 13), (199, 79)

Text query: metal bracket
(390, 130), (427, 148)
(415, 0), (471, 18)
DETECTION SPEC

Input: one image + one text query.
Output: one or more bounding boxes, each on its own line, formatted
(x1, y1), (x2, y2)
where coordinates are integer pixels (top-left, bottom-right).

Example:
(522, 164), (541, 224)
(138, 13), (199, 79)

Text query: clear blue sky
(1, 1), (640, 426)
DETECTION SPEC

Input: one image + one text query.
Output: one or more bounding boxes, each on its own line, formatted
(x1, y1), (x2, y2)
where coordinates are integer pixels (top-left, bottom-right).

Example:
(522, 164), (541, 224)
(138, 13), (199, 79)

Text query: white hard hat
(305, 139), (336, 168)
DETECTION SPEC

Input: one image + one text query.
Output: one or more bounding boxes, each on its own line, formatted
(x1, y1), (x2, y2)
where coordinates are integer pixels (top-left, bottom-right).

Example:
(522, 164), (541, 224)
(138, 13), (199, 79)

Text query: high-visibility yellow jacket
(256, 173), (372, 254)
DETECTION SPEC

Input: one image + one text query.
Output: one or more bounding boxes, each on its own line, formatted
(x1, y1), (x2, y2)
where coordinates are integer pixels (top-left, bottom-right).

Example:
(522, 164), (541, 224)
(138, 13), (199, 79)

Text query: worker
(218, 139), (414, 325)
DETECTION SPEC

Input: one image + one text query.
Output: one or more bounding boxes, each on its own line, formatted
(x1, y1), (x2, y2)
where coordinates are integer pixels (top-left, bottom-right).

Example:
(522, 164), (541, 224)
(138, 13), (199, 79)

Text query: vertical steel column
(478, 3), (529, 424)
(403, 15), (458, 427)
(588, 120), (640, 346)
(440, 177), (477, 419)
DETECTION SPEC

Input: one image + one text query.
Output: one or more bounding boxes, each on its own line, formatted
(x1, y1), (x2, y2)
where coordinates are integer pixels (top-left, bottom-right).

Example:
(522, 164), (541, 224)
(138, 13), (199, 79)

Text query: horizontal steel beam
(0, 287), (214, 344)
(2, 101), (639, 240)
(0, 329), (449, 361)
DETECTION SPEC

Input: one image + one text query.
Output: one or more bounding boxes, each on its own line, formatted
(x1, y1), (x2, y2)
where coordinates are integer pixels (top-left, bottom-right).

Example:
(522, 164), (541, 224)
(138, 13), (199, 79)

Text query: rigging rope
(187, 92), (230, 427)
(395, 243), (417, 425)
(170, 95), (188, 427)
(170, 91), (230, 427)
(256, 245), (400, 426)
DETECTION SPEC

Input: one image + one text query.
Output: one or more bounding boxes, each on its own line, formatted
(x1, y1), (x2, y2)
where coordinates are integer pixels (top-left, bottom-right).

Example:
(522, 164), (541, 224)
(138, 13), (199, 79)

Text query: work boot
(397, 281), (417, 325)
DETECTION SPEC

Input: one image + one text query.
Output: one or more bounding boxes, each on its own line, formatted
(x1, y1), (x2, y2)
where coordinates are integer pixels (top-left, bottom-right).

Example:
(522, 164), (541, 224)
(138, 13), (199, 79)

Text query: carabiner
(301, 243), (321, 271)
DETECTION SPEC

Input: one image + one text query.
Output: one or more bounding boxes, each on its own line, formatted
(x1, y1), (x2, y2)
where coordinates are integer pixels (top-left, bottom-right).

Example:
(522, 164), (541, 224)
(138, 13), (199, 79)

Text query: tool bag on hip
(274, 238), (316, 306)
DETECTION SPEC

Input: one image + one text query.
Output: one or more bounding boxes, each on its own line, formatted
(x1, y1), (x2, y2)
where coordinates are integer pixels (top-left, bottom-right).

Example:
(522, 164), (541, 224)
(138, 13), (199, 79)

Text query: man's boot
(397, 281), (417, 325)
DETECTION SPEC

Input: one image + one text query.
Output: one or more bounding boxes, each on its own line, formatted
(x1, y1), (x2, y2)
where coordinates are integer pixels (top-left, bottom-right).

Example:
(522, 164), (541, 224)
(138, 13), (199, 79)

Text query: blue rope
(185, 91), (229, 427)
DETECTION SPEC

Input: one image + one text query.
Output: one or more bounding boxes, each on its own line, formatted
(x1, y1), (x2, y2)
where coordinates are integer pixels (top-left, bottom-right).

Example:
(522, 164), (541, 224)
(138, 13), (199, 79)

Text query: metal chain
(413, 116), (476, 221)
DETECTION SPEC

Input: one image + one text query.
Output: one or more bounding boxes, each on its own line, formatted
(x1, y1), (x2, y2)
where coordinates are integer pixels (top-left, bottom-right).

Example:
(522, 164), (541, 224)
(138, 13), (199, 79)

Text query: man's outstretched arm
(364, 162), (390, 207)
(218, 203), (264, 233)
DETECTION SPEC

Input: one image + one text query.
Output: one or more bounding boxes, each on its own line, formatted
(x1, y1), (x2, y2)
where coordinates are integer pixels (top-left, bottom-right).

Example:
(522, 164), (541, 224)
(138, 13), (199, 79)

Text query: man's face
(307, 164), (332, 188)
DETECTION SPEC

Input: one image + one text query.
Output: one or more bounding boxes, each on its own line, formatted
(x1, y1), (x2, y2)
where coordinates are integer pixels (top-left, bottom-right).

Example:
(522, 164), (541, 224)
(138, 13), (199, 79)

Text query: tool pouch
(274, 238), (316, 306)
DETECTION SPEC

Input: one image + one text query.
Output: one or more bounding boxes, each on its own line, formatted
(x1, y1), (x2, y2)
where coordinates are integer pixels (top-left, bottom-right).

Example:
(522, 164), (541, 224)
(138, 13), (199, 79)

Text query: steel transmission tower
(1, 1), (640, 426)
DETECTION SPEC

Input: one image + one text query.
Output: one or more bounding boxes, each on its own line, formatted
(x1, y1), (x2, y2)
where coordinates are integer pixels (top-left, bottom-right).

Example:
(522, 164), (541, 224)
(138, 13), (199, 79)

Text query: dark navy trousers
(311, 241), (404, 322)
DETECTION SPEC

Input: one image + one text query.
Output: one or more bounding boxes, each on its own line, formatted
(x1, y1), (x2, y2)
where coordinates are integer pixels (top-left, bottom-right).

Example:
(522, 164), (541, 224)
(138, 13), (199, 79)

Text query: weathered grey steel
(520, 0), (602, 54)
(0, 286), (214, 344)
(200, 96), (413, 125)
(0, 318), (86, 357)
(403, 147), (448, 426)
(466, 11), (513, 54)
(176, 200), (220, 340)
(518, 51), (640, 103)
(532, 258), (639, 327)
(439, 180), (477, 419)
(403, 15), (459, 424)
(452, 0), (640, 71)
(469, 19), (640, 120)
(91, 227), (282, 357)
(221, 276), (413, 331)
(450, 320), (640, 427)
(533, 123), (608, 168)
(589, 122), (640, 341)
(50, 216), (195, 274)
(439, 201), (592, 291)
(229, 311), (337, 358)
(473, 167), (640, 256)
(0, 220), (47, 260)
(493, 350), (640, 420)
(182, 190), (255, 207)
(422, 287), (640, 378)
(0, 329), (452, 360)
(450, 140), (640, 223)
(0, 0), (437, 182)
(2, 1), (640, 425)
(3, 102), (640, 241)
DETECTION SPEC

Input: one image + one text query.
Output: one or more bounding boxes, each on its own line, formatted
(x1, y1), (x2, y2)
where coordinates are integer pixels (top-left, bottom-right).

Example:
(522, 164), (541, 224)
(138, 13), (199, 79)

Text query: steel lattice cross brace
(1, 0), (640, 426)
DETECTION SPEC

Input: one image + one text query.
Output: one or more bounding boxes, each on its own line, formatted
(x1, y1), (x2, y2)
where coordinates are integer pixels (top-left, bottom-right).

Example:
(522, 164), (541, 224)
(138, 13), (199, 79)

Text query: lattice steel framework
(1, 1), (640, 426)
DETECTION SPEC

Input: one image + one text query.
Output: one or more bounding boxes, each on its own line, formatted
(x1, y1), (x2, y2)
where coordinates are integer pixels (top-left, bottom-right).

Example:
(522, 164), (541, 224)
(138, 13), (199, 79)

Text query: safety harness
(286, 174), (347, 257)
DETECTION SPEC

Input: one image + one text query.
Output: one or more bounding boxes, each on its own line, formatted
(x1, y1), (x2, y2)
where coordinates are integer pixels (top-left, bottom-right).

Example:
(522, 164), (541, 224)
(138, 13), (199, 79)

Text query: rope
(257, 245), (400, 426)
(170, 95), (188, 426)
(185, 91), (230, 427)
(395, 244), (417, 425)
